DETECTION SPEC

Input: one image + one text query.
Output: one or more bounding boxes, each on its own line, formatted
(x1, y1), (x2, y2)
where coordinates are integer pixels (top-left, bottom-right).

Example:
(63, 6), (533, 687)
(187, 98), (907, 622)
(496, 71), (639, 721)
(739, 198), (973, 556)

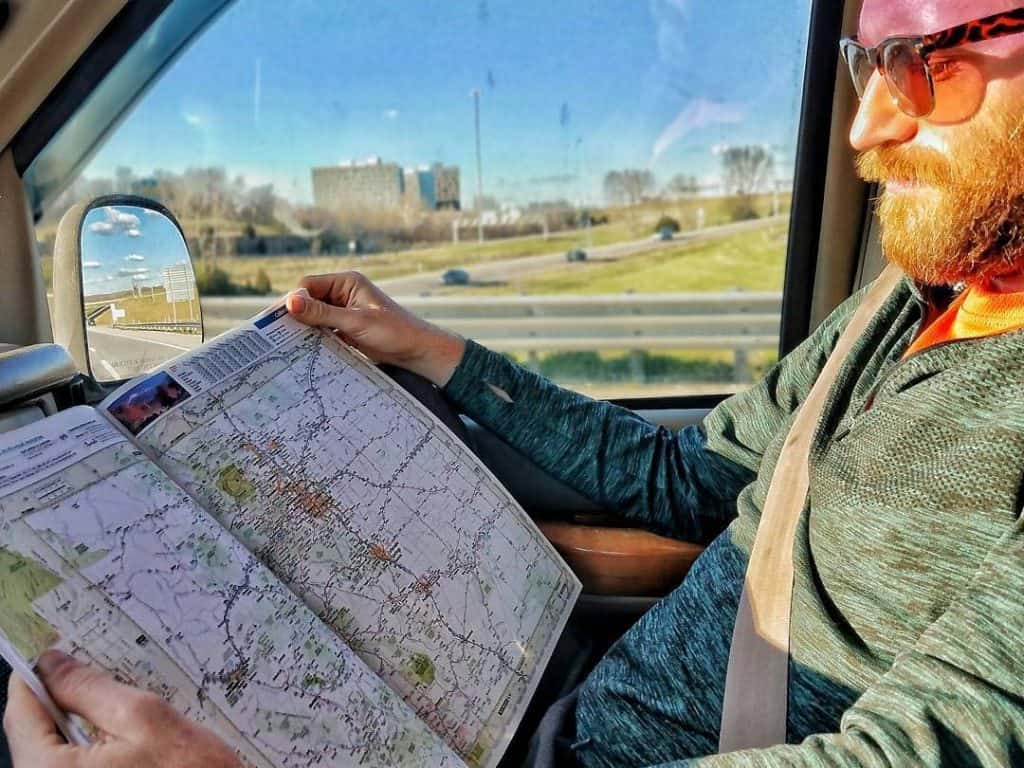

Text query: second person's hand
(4, 651), (242, 768)
(286, 271), (466, 386)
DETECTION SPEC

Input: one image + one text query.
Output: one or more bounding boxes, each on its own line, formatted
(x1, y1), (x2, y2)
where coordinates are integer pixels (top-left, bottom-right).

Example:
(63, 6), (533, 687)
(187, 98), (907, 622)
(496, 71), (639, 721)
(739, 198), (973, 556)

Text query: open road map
(131, 310), (581, 767)
(0, 408), (462, 768)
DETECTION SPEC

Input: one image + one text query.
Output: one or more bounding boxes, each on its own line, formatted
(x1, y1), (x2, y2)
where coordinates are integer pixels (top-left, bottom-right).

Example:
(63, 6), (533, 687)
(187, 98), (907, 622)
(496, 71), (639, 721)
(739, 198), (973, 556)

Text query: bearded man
(8, 1), (1024, 767)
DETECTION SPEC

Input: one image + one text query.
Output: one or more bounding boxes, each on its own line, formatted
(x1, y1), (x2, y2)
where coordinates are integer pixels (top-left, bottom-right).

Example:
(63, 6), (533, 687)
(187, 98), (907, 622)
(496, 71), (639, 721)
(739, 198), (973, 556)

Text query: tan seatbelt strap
(718, 265), (904, 753)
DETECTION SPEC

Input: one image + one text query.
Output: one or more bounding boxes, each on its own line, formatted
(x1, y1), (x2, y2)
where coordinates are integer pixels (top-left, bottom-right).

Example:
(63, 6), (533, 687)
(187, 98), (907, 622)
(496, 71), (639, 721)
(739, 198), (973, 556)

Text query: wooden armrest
(537, 520), (705, 597)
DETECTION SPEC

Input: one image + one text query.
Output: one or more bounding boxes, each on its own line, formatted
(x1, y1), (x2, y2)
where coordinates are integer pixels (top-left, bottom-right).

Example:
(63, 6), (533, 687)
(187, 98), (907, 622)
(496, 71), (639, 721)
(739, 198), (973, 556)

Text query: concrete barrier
(201, 293), (782, 382)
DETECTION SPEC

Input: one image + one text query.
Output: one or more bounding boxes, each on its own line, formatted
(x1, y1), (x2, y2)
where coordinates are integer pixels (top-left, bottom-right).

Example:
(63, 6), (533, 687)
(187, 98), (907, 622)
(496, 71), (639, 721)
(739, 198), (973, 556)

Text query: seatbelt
(718, 264), (904, 753)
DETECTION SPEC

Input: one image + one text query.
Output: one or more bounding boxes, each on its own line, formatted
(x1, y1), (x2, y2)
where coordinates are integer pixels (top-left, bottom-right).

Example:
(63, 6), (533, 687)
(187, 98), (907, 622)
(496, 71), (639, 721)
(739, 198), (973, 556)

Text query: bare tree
(720, 146), (775, 196)
(720, 146), (775, 220)
(665, 173), (700, 198)
(241, 184), (276, 226)
(603, 169), (655, 206)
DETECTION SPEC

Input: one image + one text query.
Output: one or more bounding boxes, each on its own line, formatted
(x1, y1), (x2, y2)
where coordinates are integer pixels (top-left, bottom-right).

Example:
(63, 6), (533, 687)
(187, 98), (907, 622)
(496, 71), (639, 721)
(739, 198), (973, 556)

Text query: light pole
(768, 143), (785, 218)
(472, 88), (484, 244)
(576, 136), (593, 249)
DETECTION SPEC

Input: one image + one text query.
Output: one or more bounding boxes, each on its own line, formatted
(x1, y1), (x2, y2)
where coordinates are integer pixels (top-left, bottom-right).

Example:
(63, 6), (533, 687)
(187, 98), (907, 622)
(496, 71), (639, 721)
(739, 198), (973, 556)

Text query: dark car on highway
(441, 268), (470, 286)
(565, 249), (587, 262)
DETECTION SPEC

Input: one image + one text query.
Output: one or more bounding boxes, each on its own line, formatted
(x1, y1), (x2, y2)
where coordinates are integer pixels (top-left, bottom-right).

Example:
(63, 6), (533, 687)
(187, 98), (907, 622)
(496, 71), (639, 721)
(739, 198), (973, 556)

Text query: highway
(375, 215), (784, 295)
(87, 326), (202, 380)
(200, 215), (784, 336)
(84, 216), (782, 378)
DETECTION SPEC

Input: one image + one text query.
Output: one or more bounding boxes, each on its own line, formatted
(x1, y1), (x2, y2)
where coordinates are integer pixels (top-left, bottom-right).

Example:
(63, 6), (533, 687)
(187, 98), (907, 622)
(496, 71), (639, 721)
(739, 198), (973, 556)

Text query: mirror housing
(52, 195), (203, 381)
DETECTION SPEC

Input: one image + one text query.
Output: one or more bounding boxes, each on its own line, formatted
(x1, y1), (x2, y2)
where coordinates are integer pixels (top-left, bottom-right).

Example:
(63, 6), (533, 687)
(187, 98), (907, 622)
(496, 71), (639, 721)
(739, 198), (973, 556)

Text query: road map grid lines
(0, 420), (463, 768)
(138, 319), (580, 767)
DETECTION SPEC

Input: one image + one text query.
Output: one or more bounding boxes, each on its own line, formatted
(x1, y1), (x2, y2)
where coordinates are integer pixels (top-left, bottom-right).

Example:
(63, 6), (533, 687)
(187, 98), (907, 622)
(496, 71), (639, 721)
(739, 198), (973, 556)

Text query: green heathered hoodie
(443, 273), (1024, 767)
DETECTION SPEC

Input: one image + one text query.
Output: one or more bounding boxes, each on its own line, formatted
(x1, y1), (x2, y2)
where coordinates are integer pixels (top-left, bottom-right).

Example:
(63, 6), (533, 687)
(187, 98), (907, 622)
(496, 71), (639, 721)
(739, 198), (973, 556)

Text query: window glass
(32, 0), (813, 398)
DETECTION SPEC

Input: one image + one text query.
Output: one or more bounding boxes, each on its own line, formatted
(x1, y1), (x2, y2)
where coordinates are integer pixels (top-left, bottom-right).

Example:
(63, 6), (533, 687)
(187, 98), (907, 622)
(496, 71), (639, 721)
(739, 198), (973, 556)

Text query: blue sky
(81, 206), (191, 296)
(86, 0), (814, 206)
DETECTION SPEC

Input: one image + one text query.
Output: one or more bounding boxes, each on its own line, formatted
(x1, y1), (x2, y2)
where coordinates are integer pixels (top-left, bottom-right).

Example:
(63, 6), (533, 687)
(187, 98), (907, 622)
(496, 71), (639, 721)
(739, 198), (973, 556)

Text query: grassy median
(432, 220), (788, 296)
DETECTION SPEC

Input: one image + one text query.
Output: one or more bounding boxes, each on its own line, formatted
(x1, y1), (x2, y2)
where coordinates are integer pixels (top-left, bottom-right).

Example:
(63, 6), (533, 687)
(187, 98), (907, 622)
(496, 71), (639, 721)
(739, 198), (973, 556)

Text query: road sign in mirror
(81, 203), (202, 381)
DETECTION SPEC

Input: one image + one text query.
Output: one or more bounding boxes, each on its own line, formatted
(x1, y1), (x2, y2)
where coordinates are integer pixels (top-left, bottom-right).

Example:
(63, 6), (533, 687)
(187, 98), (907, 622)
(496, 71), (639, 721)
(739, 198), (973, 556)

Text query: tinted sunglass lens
(883, 41), (933, 117)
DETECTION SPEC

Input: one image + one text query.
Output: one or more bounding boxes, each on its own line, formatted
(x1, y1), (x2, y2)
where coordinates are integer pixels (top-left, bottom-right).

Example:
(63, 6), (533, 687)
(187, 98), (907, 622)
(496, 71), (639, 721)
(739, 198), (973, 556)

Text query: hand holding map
(6, 651), (243, 768)
(286, 272), (466, 387)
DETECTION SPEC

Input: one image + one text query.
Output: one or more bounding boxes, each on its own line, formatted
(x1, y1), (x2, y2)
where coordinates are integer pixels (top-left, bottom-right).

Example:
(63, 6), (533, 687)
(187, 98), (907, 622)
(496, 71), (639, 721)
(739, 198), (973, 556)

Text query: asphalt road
(86, 326), (202, 380)
(376, 215), (784, 295)
(78, 217), (783, 380)
(200, 215), (785, 338)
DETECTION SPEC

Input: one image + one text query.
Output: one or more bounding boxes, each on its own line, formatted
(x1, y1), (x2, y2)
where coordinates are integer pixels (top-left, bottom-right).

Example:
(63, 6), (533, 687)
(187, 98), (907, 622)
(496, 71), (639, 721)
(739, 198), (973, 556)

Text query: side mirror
(52, 195), (203, 382)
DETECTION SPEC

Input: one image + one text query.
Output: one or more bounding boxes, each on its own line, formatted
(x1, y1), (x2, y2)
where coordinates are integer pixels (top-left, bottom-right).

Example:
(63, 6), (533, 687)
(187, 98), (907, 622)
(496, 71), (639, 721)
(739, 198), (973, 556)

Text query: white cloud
(184, 112), (202, 126)
(118, 267), (148, 276)
(650, 99), (747, 163)
(711, 142), (731, 157)
(125, 254), (145, 262)
(382, 108), (400, 120)
(82, 260), (102, 269)
(106, 207), (140, 228)
(89, 207), (142, 237)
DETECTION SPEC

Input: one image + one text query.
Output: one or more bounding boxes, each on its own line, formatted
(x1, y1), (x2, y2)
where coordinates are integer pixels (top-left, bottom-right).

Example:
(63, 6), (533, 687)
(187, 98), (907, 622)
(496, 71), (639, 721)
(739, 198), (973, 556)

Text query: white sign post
(163, 263), (197, 323)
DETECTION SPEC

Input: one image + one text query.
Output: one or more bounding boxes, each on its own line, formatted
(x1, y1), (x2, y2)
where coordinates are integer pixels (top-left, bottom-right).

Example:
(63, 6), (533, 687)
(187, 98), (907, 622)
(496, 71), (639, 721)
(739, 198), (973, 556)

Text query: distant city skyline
(83, 0), (813, 207)
(311, 157), (461, 212)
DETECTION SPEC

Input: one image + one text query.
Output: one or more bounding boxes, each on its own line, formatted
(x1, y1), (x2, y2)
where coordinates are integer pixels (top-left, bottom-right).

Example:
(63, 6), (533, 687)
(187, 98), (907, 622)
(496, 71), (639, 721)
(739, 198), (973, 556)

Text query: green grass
(212, 232), (591, 291)
(86, 288), (201, 326)
(39, 195), (789, 297)
(435, 220), (789, 297)
(188, 193), (789, 294)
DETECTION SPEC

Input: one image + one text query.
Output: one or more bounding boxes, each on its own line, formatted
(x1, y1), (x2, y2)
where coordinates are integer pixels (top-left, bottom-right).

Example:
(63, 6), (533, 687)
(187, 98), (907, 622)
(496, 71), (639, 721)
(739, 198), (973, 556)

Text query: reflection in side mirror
(80, 202), (202, 381)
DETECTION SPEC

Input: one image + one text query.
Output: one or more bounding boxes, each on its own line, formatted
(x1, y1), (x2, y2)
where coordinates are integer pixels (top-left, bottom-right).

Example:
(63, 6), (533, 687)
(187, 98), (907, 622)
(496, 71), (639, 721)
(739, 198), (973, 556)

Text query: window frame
(16, 0), (233, 218)
(17, 0), (846, 409)
(778, 0), (849, 358)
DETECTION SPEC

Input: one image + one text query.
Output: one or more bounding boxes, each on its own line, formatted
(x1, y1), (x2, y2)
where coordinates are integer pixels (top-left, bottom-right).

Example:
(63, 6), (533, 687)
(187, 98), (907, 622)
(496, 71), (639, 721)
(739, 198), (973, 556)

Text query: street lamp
(576, 136), (593, 248)
(471, 88), (484, 244)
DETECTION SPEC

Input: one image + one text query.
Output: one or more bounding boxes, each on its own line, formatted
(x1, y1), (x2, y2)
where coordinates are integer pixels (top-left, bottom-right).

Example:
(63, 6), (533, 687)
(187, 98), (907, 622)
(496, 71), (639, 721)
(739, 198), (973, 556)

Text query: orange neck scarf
(905, 281), (1024, 357)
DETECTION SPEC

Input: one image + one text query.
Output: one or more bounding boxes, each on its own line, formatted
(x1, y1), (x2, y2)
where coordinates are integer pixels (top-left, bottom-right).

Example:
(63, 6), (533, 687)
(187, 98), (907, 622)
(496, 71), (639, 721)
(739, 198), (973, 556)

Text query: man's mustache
(856, 147), (956, 187)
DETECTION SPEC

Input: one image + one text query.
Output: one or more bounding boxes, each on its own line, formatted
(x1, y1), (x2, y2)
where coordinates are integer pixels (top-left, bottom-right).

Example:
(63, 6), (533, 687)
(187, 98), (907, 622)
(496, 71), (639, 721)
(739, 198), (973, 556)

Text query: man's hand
(4, 651), (242, 768)
(286, 272), (466, 387)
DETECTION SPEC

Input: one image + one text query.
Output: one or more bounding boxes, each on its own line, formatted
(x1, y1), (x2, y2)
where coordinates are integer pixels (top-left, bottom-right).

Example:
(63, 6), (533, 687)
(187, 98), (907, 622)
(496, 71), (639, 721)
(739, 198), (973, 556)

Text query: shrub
(252, 268), (272, 294)
(195, 263), (236, 295)
(653, 215), (681, 234)
(728, 197), (761, 222)
(196, 263), (271, 296)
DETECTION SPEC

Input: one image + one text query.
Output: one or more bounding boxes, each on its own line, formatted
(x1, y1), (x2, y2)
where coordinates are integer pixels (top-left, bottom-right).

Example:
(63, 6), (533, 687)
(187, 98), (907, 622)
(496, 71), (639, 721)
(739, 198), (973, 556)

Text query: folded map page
(103, 305), (582, 768)
(0, 406), (463, 768)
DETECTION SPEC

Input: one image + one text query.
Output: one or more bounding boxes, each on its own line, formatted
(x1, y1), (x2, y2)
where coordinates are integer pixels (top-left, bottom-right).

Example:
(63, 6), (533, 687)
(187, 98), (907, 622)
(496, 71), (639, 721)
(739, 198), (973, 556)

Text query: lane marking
(89, 328), (191, 352)
(99, 359), (119, 378)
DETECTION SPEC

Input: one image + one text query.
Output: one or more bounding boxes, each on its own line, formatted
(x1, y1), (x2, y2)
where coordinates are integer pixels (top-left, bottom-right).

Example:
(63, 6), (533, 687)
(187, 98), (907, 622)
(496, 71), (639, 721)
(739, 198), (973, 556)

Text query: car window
(29, 0), (813, 399)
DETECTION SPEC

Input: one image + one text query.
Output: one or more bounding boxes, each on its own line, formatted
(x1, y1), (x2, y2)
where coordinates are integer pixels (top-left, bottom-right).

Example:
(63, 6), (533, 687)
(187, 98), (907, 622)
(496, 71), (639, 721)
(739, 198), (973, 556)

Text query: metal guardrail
(85, 304), (112, 323)
(201, 293), (782, 382)
(113, 321), (202, 335)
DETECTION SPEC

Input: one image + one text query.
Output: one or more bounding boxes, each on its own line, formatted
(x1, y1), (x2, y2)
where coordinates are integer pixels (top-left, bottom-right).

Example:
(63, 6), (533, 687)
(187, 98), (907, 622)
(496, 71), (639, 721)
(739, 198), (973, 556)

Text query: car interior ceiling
(0, 0), (881, 764)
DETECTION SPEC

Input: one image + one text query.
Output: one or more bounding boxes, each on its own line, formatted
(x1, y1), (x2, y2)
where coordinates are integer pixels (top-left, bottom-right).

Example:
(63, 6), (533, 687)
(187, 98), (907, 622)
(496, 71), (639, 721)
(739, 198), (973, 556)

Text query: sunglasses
(840, 7), (1024, 121)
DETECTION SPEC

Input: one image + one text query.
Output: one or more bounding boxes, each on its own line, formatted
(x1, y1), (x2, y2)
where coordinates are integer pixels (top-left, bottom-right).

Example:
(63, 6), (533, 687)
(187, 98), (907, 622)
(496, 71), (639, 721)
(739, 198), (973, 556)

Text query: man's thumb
(286, 290), (351, 330)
